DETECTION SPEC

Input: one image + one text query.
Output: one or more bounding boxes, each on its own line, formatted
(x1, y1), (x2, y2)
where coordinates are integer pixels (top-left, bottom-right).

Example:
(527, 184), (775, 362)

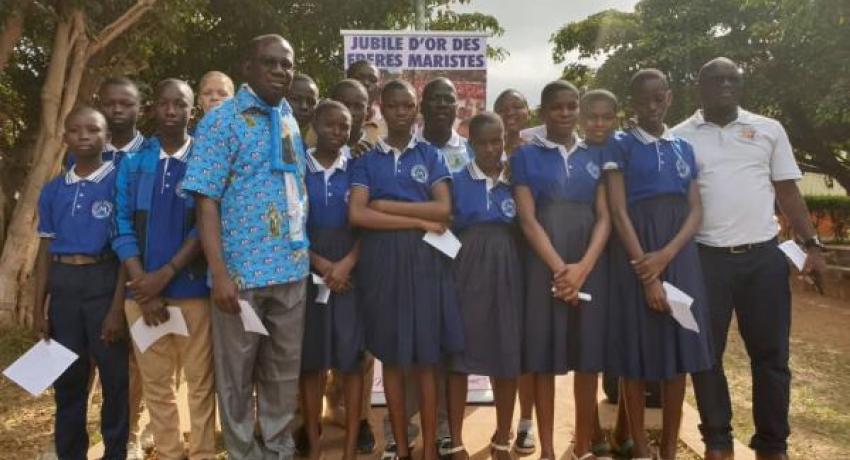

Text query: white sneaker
(126, 441), (145, 460)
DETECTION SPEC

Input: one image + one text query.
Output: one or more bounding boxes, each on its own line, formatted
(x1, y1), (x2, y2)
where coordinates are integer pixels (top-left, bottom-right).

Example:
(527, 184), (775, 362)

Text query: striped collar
(467, 160), (510, 186)
(104, 131), (144, 153)
(158, 137), (193, 161)
(377, 136), (418, 156)
(532, 132), (586, 153)
(306, 148), (348, 173)
(631, 125), (674, 145)
(65, 161), (115, 184)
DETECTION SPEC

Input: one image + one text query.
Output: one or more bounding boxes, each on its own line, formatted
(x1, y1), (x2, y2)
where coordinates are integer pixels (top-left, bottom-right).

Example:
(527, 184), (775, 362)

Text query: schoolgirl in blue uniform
(604, 69), (712, 460)
(34, 106), (129, 460)
(510, 81), (611, 460)
(349, 79), (463, 460)
(444, 112), (522, 460)
(299, 101), (365, 460)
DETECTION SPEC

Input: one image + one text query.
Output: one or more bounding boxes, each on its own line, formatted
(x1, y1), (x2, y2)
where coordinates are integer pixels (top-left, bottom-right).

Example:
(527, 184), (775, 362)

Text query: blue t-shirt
(451, 161), (515, 232)
(349, 138), (451, 202)
(510, 134), (602, 204)
(305, 149), (351, 231)
(181, 84), (309, 290)
(602, 128), (698, 204)
(37, 162), (117, 256)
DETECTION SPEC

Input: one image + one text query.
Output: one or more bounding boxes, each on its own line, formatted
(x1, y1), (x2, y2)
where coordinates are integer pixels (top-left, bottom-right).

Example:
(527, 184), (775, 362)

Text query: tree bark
(0, 0), (158, 326)
(0, 1), (29, 73)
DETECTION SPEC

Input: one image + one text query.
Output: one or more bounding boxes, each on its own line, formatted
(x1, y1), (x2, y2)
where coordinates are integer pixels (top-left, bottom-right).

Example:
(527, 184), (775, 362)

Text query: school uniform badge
(739, 126), (756, 140)
(585, 161), (601, 180)
(410, 164), (428, 184)
(175, 180), (188, 199)
(501, 198), (516, 218)
(91, 200), (113, 219)
(676, 156), (691, 179)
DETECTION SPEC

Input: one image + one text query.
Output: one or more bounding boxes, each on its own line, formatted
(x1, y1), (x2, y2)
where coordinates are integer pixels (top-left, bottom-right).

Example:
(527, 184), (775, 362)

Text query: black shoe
(294, 425), (309, 457)
(356, 419), (376, 454)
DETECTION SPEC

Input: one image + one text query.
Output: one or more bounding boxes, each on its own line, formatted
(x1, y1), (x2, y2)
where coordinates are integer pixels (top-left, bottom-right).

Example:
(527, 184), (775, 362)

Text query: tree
(550, 0), (850, 192)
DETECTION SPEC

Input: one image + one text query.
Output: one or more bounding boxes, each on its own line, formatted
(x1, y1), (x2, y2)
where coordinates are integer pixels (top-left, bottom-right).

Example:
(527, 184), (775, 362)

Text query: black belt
(698, 237), (777, 255)
(52, 253), (116, 265)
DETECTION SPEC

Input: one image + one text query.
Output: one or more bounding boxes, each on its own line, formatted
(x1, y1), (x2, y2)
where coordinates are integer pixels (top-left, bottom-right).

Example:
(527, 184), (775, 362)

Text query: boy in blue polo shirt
(112, 79), (215, 460)
(34, 106), (129, 460)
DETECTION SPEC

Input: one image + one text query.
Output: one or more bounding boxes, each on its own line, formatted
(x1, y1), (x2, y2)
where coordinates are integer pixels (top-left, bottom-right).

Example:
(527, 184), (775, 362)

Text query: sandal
(591, 439), (614, 460)
(572, 452), (596, 460)
(442, 445), (468, 460)
(490, 438), (512, 459)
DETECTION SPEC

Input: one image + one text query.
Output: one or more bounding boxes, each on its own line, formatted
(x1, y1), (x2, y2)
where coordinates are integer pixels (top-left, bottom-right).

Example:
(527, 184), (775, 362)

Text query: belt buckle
(729, 244), (749, 254)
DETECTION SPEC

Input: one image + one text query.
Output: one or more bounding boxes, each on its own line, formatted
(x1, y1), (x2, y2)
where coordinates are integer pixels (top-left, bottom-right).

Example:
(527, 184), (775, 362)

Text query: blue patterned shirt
(181, 85), (309, 290)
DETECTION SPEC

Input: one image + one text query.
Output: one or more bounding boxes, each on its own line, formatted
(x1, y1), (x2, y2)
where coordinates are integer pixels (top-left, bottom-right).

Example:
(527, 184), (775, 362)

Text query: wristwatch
(803, 236), (826, 251)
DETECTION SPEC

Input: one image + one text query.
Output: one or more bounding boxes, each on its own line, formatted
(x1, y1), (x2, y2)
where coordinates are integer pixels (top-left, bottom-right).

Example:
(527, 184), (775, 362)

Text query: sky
(454, 0), (639, 107)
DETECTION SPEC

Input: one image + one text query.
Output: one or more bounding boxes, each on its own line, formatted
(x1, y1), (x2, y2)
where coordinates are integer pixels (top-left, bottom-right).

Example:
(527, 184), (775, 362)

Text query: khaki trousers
(126, 298), (216, 460)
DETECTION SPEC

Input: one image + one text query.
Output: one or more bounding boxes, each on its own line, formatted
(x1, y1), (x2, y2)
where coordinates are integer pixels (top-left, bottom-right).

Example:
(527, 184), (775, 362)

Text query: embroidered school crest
(501, 198), (517, 218)
(344, 189), (350, 203)
(91, 200), (113, 219)
(676, 156), (691, 179)
(410, 164), (428, 184)
(739, 126), (756, 140)
(585, 161), (601, 180)
(175, 180), (188, 199)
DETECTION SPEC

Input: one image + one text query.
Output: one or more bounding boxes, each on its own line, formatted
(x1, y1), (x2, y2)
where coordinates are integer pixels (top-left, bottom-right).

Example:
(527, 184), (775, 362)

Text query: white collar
(306, 148), (348, 173)
(532, 132), (585, 153)
(377, 136), (418, 156)
(105, 131), (144, 153)
(65, 161), (115, 184)
(467, 160), (510, 186)
(631, 125), (675, 145)
(691, 107), (755, 127)
(414, 126), (464, 149)
(159, 137), (193, 161)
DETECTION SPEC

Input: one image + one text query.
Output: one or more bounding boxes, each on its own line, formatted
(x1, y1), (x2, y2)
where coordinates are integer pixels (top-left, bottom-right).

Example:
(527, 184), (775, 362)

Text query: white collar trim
(467, 160), (510, 186)
(65, 161), (115, 184)
(105, 131), (144, 153)
(631, 125), (675, 145)
(532, 133), (585, 153)
(306, 148), (348, 173)
(159, 137), (193, 161)
(377, 136), (418, 156)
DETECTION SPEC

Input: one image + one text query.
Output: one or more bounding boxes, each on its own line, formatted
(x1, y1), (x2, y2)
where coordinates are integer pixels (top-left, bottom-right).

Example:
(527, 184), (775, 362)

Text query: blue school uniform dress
(449, 160), (523, 378)
(603, 127), (712, 380)
(349, 138), (464, 367)
(301, 149), (364, 373)
(37, 161), (129, 460)
(510, 134), (609, 375)
(112, 137), (209, 299)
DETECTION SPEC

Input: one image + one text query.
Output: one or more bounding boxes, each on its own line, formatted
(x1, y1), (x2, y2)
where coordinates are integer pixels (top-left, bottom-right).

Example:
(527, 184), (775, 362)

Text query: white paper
(311, 273), (331, 305)
(238, 299), (269, 336)
(663, 281), (700, 333)
(3, 339), (78, 396)
(130, 306), (189, 353)
(423, 229), (462, 259)
(578, 292), (592, 302)
(778, 240), (807, 271)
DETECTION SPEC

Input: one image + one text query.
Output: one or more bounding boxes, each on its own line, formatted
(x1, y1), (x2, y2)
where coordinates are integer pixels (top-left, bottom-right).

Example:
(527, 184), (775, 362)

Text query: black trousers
(48, 260), (129, 460)
(693, 242), (791, 454)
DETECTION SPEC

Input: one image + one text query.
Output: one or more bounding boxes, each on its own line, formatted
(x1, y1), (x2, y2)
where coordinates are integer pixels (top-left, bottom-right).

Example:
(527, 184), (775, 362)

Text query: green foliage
(550, 0), (850, 192)
(806, 195), (850, 212)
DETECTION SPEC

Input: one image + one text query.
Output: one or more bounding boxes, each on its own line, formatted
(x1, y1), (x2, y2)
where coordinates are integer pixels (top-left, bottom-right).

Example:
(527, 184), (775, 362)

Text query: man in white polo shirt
(673, 57), (827, 460)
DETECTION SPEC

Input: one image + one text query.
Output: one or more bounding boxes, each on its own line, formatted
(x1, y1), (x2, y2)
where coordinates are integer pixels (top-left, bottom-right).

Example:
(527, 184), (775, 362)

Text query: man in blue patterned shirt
(182, 34), (309, 459)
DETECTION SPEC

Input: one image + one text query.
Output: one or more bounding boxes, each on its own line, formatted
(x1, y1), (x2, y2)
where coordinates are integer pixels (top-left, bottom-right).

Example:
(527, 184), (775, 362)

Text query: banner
(341, 30), (488, 137)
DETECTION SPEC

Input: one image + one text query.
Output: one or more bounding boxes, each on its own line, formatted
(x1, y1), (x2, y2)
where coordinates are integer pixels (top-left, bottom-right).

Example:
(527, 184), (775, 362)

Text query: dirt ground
(2, 288), (847, 459)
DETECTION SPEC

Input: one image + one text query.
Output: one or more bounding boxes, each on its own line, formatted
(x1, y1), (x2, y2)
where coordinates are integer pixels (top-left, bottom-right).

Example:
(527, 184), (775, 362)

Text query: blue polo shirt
(305, 149), (351, 231)
(451, 161), (515, 232)
(602, 127), (698, 204)
(181, 84), (309, 290)
(510, 134), (602, 204)
(350, 137), (451, 202)
(38, 161), (117, 256)
(113, 137), (208, 299)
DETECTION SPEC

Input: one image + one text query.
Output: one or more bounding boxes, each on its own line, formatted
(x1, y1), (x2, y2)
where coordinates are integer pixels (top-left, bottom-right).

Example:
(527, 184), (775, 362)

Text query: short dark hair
(698, 57), (741, 83)
(98, 76), (139, 95)
(314, 99), (350, 121)
(154, 78), (194, 100)
(346, 59), (378, 78)
(629, 68), (668, 96)
(580, 89), (618, 113)
(330, 79), (368, 100)
(293, 73), (317, 88)
(493, 89), (527, 112)
(422, 77), (455, 100)
(380, 79), (415, 103)
(468, 111), (503, 140)
(540, 80), (579, 108)
(64, 105), (106, 129)
(244, 34), (289, 61)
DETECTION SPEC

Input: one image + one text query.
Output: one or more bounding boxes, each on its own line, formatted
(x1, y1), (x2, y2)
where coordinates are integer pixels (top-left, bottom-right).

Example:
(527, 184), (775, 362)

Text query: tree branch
(0, 1), (31, 73)
(87, 0), (157, 57)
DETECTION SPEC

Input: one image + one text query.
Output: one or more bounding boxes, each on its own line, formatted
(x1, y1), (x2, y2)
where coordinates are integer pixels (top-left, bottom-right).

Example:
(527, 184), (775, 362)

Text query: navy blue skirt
(450, 223), (523, 378)
(356, 229), (464, 367)
(301, 228), (364, 373)
(607, 194), (713, 380)
(523, 200), (609, 375)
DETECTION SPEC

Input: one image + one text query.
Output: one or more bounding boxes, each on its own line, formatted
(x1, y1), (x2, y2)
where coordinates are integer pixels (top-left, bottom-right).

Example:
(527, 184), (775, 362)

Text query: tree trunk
(0, 0), (157, 326)
(0, 1), (28, 73)
(783, 101), (850, 195)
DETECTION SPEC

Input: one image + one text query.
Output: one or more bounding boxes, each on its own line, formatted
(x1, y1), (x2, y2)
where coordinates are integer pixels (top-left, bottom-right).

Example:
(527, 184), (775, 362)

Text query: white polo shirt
(672, 108), (802, 247)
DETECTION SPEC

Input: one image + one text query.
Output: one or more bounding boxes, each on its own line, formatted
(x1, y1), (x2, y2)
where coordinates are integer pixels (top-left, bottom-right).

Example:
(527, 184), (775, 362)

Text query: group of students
(32, 32), (808, 460)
